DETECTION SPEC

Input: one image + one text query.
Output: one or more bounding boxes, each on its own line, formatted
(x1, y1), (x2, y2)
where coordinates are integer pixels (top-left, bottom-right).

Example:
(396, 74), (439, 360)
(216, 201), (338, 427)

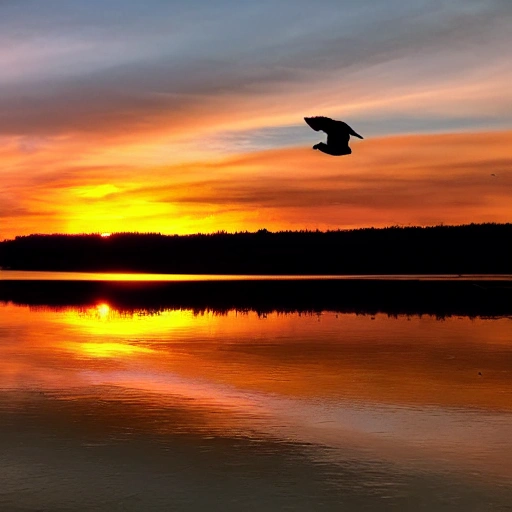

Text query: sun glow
(61, 305), (200, 338)
(100, 232), (111, 238)
(96, 303), (110, 317)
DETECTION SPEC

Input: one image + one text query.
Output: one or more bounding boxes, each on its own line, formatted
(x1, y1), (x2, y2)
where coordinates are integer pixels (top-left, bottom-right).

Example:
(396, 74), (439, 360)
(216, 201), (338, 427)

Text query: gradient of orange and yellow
(2, 302), (512, 479)
(1, 1), (511, 239)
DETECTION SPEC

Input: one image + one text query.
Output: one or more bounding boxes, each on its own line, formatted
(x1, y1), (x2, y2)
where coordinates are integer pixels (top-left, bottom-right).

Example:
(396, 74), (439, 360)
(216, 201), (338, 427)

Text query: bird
(305, 116), (363, 156)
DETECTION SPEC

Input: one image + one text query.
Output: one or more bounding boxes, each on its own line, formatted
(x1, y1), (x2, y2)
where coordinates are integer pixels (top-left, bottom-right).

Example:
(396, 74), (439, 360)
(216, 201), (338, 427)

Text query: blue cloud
(0, 0), (510, 137)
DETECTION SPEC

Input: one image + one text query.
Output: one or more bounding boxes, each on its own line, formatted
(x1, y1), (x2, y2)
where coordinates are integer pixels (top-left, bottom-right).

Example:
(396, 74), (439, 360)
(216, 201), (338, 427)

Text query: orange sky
(1, 130), (511, 239)
(1, 1), (511, 239)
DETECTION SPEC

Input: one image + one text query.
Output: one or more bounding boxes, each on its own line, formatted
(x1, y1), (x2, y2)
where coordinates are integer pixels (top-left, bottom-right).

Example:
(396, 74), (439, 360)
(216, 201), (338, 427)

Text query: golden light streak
(62, 305), (199, 338)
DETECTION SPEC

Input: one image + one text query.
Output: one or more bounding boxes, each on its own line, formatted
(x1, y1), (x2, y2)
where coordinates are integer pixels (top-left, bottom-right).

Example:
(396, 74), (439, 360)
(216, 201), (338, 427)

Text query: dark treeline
(1, 223), (511, 274)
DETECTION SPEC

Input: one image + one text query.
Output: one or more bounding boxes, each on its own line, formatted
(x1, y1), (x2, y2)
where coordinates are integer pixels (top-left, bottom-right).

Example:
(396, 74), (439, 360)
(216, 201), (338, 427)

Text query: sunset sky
(1, 0), (511, 240)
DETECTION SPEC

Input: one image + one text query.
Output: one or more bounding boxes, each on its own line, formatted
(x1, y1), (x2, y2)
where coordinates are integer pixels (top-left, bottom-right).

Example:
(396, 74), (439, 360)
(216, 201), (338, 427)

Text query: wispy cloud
(1, 131), (510, 239)
(0, 0), (510, 138)
(1, 0), (511, 237)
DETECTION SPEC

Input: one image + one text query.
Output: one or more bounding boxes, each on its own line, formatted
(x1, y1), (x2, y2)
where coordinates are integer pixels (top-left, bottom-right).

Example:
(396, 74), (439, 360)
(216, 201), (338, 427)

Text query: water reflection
(1, 302), (511, 510)
(2, 274), (512, 319)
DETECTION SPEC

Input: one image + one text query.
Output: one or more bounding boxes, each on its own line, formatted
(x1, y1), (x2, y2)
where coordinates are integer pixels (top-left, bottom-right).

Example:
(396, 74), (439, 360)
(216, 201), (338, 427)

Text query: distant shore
(1, 223), (511, 275)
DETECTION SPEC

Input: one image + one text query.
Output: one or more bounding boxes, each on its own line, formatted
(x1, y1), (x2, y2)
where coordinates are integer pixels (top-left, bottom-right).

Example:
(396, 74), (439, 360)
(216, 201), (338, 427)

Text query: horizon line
(3, 221), (511, 243)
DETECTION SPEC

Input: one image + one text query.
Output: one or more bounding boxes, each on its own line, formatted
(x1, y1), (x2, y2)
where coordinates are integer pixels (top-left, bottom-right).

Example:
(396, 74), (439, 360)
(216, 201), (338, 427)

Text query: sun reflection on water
(62, 302), (201, 339)
(58, 302), (214, 361)
(95, 302), (111, 319)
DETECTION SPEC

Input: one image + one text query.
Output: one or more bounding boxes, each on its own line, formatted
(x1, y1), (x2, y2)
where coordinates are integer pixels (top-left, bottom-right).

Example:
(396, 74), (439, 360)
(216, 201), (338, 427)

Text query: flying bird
(305, 116), (363, 156)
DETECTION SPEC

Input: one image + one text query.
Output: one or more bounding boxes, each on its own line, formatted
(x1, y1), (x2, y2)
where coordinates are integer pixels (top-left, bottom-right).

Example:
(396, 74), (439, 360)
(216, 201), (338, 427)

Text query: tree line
(1, 223), (510, 274)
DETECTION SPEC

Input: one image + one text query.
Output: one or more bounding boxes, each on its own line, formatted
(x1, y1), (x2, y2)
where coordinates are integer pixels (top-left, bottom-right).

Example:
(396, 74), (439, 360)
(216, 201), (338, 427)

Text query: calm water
(2, 270), (512, 280)
(1, 299), (511, 510)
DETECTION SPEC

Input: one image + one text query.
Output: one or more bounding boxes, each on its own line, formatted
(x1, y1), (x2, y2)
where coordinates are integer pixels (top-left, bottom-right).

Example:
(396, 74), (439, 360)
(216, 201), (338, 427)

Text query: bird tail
(349, 128), (364, 139)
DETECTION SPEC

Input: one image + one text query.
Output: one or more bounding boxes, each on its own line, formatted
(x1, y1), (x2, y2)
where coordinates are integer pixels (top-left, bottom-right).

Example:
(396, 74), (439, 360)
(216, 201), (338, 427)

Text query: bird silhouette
(305, 116), (363, 156)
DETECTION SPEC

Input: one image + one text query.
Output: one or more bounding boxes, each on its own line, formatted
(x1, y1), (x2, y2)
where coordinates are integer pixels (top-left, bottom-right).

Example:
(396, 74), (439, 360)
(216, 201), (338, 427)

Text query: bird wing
(305, 117), (364, 139)
(304, 116), (337, 133)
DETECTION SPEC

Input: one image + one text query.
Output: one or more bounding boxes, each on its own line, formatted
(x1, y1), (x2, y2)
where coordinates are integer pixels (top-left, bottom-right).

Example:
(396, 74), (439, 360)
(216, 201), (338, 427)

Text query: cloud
(150, 148), (512, 214)
(1, 1), (511, 237)
(0, 0), (510, 139)
(2, 130), (510, 239)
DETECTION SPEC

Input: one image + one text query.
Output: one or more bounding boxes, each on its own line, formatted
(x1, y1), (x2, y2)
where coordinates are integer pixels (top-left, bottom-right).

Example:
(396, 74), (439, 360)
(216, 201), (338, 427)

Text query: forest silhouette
(1, 223), (511, 274)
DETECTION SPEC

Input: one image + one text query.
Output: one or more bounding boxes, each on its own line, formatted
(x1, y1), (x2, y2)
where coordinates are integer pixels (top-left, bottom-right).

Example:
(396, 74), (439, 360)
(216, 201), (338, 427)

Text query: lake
(2, 270), (512, 280)
(1, 274), (511, 510)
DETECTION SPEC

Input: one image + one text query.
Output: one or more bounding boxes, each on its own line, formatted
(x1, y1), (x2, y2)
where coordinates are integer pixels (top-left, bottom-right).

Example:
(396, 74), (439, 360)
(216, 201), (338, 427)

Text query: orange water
(1, 302), (511, 510)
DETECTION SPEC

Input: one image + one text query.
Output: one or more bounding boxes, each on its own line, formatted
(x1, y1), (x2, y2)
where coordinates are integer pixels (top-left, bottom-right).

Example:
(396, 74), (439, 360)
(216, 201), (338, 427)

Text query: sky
(1, 0), (511, 239)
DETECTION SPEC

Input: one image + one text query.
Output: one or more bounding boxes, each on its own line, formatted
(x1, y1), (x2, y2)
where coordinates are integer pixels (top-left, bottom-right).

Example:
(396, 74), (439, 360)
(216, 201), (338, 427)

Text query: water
(2, 270), (512, 281)
(1, 295), (512, 510)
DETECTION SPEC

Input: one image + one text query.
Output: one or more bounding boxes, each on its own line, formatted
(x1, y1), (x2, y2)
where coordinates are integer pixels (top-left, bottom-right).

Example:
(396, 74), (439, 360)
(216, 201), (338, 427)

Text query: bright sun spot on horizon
(96, 303), (111, 319)
(100, 232), (111, 238)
